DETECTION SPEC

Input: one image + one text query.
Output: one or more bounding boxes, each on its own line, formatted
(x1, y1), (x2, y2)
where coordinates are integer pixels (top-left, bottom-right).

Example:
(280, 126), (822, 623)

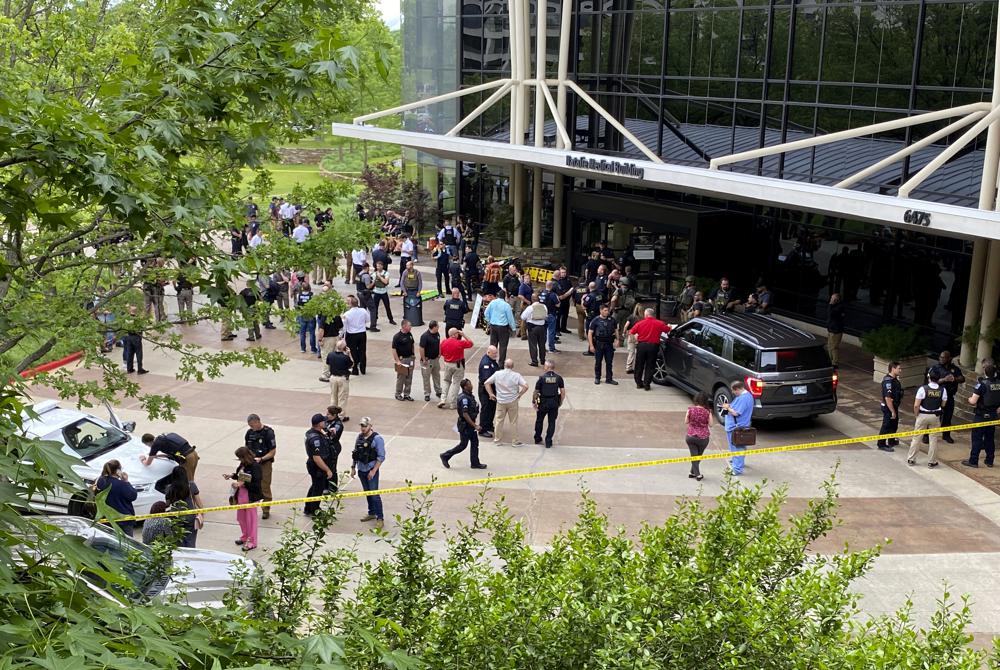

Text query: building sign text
(566, 155), (645, 179)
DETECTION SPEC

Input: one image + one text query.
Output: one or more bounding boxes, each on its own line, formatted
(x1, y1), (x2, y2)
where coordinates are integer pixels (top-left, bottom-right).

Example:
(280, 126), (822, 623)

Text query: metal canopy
(331, 122), (1000, 242)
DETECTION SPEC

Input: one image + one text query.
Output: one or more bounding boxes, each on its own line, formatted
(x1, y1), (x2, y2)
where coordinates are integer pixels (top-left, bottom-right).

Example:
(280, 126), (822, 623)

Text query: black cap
(311, 413), (326, 426)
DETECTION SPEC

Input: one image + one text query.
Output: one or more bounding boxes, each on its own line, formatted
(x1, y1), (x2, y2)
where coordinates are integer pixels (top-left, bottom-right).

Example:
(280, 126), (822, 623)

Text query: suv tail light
(746, 376), (764, 398)
(832, 371), (839, 391)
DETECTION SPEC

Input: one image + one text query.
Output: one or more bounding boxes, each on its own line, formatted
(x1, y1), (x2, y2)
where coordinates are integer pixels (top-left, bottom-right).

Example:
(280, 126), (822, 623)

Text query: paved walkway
(31, 261), (1000, 638)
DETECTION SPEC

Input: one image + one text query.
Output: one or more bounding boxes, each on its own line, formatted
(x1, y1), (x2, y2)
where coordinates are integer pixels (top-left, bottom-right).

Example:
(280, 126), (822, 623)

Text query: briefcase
(731, 427), (757, 446)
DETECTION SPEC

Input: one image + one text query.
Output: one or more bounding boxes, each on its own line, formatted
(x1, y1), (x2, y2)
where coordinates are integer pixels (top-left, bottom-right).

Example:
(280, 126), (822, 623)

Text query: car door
(692, 327), (727, 391)
(663, 322), (704, 388)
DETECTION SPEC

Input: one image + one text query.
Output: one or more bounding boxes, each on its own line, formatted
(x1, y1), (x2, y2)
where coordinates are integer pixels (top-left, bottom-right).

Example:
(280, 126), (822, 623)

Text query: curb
(19, 351), (84, 379)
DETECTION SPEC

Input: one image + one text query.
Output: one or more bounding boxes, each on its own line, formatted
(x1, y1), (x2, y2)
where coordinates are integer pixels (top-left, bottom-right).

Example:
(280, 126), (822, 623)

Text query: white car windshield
(57, 419), (129, 461)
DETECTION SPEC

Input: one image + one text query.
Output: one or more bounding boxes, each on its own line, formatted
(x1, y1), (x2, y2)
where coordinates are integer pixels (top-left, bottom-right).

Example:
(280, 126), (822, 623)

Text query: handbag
(731, 427), (757, 447)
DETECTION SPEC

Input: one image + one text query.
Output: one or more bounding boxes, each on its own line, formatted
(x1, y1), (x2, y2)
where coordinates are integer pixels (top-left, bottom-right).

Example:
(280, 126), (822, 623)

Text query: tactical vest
(352, 431), (380, 463)
(296, 288), (313, 307)
(981, 377), (1000, 411)
(443, 227), (457, 246)
(919, 385), (943, 414)
(458, 392), (479, 421)
(304, 428), (331, 462)
(403, 270), (420, 289)
(593, 317), (615, 342)
(714, 288), (731, 312)
(540, 373), (560, 398)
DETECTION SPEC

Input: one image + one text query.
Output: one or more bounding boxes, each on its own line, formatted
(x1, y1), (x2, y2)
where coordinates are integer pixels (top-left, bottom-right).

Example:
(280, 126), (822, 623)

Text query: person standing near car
(439, 379), (487, 470)
(629, 308), (671, 391)
(244, 414), (276, 519)
(826, 293), (846, 368)
(304, 413), (335, 517)
(352, 417), (386, 530)
(927, 350), (964, 444)
(95, 459), (138, 535)
(122, 305), (149, 375)
(224, 447), (262, 551)
(721, 380), (754, 476)
(963, 359), (1000, 469)
(141, 432), (199, 481)
(877, 361), (903, 452)
(684, 393), (712, 481)
(588, 304), (619, 385)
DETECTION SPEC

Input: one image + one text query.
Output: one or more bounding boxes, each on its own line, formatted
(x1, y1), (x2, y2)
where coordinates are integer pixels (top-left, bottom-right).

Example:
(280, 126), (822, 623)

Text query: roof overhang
(332, 123), (1000, 242)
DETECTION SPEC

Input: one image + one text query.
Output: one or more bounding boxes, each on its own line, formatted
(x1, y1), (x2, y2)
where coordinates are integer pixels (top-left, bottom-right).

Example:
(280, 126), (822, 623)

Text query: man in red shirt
(439, 328), (474, 409)
(629, 308), (671, 391)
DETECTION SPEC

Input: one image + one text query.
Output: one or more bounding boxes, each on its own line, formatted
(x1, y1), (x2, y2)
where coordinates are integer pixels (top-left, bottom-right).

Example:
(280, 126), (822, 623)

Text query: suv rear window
(759, 347), (831, 372)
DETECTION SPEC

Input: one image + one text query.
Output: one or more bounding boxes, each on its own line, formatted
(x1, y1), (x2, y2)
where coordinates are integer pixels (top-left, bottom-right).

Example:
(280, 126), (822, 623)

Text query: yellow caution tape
(111, 418), (1000, 523)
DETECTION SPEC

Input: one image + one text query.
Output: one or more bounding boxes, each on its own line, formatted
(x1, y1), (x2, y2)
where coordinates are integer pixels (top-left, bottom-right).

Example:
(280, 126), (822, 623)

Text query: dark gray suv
(654, 313), (838, 423)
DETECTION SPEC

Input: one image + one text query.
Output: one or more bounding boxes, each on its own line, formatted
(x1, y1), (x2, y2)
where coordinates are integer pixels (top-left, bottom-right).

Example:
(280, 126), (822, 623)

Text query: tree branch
(15, 336), (55, 373)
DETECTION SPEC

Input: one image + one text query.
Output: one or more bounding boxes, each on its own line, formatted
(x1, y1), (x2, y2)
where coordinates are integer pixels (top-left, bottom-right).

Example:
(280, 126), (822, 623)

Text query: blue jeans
(359, 468), (383, 519)
(727, 429), (745, 474)
(298, 316), (317, 352)
(546, 314), (558, 351)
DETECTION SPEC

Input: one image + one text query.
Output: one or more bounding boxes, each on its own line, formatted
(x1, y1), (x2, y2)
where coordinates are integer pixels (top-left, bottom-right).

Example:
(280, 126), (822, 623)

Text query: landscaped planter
(871, 355), (933, 390)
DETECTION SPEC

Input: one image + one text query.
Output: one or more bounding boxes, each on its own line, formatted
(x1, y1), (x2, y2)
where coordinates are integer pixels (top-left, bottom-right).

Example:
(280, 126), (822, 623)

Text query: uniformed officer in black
(876, 361), (903, 452)
(244, 414), (277, 518)
(439, 379), (487, 469)
(478, 345), (501, 438)
(325, 404), (345, 479)
(588, 303), (620, 385)
(443, 287), (468, 332)
(533, 361), (566, 448)
(927, 350), (964, 443)
(303, 413), (335, 517)
(962, 358), (1000, 468)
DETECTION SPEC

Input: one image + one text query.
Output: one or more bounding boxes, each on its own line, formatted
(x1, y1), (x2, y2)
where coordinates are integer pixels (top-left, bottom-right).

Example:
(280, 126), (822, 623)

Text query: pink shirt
(686, 406), (711, 439)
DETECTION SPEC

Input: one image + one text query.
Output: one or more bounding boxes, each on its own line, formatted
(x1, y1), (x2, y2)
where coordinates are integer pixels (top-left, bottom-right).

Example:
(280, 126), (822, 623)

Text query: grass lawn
(240, 163), (330, 197)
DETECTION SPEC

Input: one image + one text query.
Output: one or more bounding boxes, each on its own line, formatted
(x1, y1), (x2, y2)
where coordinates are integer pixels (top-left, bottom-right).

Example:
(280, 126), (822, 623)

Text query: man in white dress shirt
(342, 295), (371, 375)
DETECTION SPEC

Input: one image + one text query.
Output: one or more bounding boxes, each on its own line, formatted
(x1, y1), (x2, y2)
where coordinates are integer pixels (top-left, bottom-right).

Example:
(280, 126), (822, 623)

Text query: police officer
(581, 282), (602, 355)
(325, 405), (345, 481)
(304, 413), (335, 517)
(439, 379), (487, 469)
(876, 361), (903, 452)
(927, 350), (964, 443)
(533, 361), (566, 448)
(351, 417), (386, 529)
(477, 345), (501, 438)
(244, 414), (276, 519)
(907, 369), (947, 468)
(537, 280), (560, 354)
(678, 276), (697, 321)
(962, 359), (1000, 468)
(588, 303), (619, 385)
(443, 287), (468, 332)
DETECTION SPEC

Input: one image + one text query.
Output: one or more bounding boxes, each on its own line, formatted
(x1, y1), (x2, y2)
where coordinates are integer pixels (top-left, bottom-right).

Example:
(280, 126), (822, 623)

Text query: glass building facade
(402, 0), (999, 347)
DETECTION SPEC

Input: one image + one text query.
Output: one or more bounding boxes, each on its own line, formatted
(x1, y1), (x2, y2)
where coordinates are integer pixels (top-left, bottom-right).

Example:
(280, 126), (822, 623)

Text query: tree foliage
(358, 162), (437, 232)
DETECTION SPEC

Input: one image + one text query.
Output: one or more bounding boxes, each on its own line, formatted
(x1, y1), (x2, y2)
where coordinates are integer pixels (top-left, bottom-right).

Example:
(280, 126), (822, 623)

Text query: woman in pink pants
(224, 447), (263, 551)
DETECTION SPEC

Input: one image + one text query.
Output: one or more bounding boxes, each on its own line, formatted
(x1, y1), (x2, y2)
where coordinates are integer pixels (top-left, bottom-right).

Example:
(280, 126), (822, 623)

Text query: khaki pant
(329, 376), (350, 413)
(626, 333), (637, 371)
(395, 357), (415, 397)
(182, 450), (199, 482)
(908, 412), (941, 464)
(496, 400), (520, 445)
(259, 460), (273, 510)
(421, 357), (442, 397)
(827, 332), (843, 367)
(441, 361), (464, 409)
(575, 304), (587, 340)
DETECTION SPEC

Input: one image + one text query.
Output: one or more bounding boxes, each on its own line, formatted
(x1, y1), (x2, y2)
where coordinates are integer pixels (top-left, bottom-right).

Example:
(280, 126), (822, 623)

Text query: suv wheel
(712, 386), (731, 425)
(68, 494), (96, 519)
(652, 351), (670, 386)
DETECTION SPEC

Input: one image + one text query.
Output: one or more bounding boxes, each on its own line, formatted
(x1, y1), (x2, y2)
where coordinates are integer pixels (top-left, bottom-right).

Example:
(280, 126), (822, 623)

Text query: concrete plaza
(32, 261), (1000, 640)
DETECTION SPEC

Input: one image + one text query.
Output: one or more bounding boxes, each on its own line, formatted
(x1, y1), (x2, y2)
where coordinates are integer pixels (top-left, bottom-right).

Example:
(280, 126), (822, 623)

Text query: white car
(37, 516), (255, 608)
(22, 400), (176, 516)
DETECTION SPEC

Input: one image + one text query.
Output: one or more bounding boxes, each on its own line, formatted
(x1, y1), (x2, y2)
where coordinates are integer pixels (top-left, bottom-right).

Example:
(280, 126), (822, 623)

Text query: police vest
(584, 292), (601, 316)
(593, 317), (615, 342)
(458, 392), (479, 421)
(356, 273), (371, 294)
(403, 271), (420, 289)
(714, 289), (731, 311)
(245, 427), (274, 460)
(540, 373), (560, 398)
(443, 228), (457, 246)
(980, 377), (1000, 411)
(445, 300), (464, 320)
(304, 428), (333, 464)
(919, 385), (944, 414)
(296, 289), (313, 307)
(352, 431), (380, 463)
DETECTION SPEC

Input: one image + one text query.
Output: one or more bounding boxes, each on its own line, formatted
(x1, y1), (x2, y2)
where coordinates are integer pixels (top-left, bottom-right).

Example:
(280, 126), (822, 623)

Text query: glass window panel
(739, 8), (769, 80)
(791, 8), (822, 81)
